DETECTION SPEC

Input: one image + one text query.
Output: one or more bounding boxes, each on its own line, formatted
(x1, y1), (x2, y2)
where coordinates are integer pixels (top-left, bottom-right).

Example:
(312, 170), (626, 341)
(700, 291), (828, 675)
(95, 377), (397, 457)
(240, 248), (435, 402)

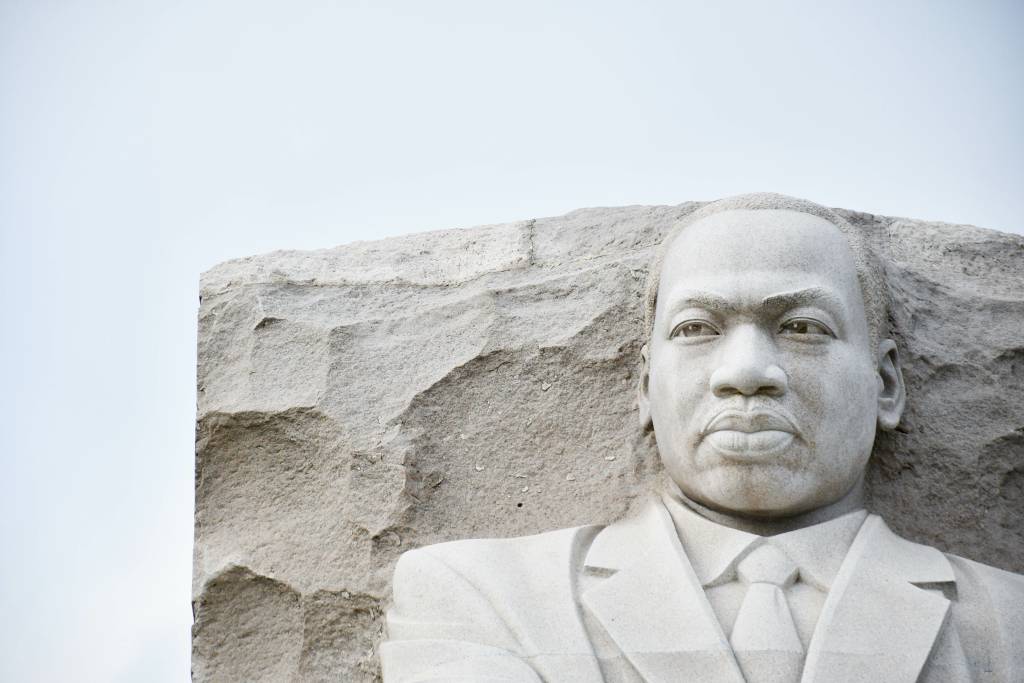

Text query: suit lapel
(581, 499), (746, 683)
(801, 515), (956, 683)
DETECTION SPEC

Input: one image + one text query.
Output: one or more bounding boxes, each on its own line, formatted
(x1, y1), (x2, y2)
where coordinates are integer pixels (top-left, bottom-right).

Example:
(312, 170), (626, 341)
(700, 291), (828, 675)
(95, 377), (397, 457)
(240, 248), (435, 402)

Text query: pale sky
(1, 1), (1021, 681)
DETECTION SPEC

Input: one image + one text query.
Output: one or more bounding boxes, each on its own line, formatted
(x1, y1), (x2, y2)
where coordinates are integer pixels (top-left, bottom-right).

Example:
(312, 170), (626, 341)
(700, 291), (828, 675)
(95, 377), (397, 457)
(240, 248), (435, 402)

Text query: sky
(0, 1), (1021, 681)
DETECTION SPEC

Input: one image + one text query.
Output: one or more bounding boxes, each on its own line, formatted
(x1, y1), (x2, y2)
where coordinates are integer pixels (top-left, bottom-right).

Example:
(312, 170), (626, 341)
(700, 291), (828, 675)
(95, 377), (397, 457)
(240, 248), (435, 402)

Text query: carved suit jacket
(381, 499), (1024, 682)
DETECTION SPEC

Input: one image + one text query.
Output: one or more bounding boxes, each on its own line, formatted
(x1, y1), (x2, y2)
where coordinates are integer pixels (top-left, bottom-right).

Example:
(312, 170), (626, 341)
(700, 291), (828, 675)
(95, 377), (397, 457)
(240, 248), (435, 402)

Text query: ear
(876, 339), (906, 431)
(638, 344), (654, 431)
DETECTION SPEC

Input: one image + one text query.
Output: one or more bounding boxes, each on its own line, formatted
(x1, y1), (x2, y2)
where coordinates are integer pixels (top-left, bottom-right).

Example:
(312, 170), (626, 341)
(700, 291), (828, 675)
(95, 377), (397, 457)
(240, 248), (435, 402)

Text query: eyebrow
(663, 286), (845, 318)
(663, 290), (735, 317)
(761, 287), (846, 313)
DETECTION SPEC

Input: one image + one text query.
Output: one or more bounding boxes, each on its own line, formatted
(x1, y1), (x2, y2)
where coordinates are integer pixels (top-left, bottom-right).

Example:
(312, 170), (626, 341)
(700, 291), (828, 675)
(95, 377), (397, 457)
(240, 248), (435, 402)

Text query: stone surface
(193, 201), (1024, 682)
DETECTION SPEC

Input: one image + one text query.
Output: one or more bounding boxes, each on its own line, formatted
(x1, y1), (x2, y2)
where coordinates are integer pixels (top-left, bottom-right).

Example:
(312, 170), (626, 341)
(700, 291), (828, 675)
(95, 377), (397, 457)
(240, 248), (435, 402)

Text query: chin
(687, 466), (828, 518)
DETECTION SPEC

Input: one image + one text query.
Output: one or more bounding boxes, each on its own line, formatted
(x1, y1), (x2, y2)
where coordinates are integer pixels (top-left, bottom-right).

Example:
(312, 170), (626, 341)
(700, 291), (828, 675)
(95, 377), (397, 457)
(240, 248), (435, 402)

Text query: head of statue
(638, 193), (906, 519)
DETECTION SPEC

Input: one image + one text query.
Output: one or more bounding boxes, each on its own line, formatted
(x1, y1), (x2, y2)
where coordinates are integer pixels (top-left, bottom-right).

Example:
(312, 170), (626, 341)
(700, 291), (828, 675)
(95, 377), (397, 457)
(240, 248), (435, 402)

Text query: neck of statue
(670, 475), (867, 537)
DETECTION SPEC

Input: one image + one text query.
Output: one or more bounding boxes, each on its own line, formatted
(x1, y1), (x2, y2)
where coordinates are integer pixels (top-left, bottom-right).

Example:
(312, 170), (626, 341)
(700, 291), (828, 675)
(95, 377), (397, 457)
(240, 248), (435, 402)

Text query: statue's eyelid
(778, 317), (835, 337)
(670, 319), (721, 339)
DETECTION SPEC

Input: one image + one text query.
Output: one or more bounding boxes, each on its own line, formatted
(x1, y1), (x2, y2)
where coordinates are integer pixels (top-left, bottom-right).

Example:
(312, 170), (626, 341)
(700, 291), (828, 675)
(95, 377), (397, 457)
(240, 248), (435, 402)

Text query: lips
(704, 410), (797, 434)
(702, 410), (799, 460)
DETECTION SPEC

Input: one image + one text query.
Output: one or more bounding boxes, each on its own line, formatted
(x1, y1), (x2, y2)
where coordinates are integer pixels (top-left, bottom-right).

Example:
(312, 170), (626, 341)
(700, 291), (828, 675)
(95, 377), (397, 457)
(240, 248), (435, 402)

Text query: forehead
(658, 209), (864, 312)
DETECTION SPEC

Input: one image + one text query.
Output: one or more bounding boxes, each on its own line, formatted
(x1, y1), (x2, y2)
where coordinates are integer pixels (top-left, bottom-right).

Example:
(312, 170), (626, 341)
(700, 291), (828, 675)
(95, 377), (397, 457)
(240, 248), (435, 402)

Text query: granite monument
(380, 195), (1024, 682)
(192, 196), (1024, 682)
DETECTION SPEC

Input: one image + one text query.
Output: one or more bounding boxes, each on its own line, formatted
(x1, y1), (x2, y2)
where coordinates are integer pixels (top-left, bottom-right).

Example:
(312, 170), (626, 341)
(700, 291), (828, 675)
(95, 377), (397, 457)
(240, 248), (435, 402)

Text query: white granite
(193, 196), (1024, 682)
(380, 196), (1024, 682)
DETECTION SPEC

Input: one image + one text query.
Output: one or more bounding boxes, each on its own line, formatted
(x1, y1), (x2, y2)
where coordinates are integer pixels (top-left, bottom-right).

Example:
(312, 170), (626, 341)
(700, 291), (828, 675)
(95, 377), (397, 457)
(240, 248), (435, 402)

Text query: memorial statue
(379, 194), (1024, 682)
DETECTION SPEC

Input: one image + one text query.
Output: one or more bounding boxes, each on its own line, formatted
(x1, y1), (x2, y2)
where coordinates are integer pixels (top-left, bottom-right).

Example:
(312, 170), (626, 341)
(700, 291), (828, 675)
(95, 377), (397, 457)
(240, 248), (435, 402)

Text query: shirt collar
(662, 492), (868, 591)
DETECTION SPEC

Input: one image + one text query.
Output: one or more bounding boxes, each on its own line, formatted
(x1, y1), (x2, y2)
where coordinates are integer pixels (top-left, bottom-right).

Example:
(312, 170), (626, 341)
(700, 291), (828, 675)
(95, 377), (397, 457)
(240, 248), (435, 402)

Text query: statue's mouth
(701, 410), (799, 460)
(703, 409), (798, 435)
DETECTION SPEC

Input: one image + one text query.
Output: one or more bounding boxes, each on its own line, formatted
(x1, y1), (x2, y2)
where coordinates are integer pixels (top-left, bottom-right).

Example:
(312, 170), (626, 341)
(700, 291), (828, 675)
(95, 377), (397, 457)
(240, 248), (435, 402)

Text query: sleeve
(980, 562), (1024, 680)
(946, 554), (1024, 682)
(380, 546), (543, 683)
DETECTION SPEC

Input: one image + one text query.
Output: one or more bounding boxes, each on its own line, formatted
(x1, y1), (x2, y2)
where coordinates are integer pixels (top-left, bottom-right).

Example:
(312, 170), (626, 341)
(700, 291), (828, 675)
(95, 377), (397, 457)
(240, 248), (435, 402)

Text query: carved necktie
(729, 543), (804, 683)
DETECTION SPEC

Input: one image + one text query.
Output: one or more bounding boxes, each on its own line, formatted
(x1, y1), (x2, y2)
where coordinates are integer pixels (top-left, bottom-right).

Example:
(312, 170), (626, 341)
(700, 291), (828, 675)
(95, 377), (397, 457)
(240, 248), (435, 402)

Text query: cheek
(791, 354), (878, 450)
(649, 354), (709, 464)
(830, 357), (878, 417)
(790, 349), (875, 404)
(649, 355), (706, 412)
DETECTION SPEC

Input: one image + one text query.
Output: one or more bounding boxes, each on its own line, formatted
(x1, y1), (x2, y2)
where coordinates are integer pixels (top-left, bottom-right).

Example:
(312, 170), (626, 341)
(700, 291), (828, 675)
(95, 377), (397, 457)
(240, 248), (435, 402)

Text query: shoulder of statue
(866, 518), (1024, 598)
(941, 552), (1024, 677)
(946, 552), (1024, 592)
(396, 523), (605, 579)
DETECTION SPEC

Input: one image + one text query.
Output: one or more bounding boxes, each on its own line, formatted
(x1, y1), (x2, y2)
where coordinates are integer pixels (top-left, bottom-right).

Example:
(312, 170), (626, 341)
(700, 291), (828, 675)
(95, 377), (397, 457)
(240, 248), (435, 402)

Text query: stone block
(192, 203), (1024, 681)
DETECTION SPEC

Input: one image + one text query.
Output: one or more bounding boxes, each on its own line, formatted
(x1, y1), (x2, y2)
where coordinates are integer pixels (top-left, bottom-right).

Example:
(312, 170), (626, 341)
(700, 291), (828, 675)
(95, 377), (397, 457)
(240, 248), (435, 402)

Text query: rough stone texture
(192, 203), (1024, 682)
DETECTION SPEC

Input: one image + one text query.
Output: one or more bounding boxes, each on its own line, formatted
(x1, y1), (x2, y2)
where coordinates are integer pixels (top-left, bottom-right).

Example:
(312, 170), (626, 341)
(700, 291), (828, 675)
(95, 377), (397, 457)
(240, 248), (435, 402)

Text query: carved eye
(779, 318), (833, 337)
(671, 321), (720, 338)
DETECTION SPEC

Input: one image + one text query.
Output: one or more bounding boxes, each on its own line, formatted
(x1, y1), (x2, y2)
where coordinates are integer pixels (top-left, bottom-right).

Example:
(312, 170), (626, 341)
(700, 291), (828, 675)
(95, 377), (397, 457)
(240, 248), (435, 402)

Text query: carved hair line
(642, 192), (889, 348)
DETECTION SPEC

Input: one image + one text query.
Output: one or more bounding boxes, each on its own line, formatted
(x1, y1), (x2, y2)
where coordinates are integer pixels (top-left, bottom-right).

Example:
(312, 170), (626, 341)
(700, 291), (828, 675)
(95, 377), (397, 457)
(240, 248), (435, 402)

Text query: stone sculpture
(379, 194), (1024, 682)
(192, 197), (1024, 682)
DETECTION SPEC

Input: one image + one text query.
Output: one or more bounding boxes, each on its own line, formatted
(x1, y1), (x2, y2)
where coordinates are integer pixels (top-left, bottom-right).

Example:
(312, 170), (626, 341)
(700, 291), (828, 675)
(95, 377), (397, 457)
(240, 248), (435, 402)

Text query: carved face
(641, 209), (903, 517)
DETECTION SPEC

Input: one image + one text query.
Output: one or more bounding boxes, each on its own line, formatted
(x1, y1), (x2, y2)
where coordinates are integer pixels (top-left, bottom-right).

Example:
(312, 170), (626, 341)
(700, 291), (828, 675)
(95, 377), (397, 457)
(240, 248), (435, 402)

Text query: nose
(709, 324), (788, 398)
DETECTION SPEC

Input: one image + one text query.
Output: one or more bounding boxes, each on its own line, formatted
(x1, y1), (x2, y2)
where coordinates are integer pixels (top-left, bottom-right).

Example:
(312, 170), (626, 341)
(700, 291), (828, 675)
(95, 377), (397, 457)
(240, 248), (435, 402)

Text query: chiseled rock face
(192, 203), (1024, 682)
